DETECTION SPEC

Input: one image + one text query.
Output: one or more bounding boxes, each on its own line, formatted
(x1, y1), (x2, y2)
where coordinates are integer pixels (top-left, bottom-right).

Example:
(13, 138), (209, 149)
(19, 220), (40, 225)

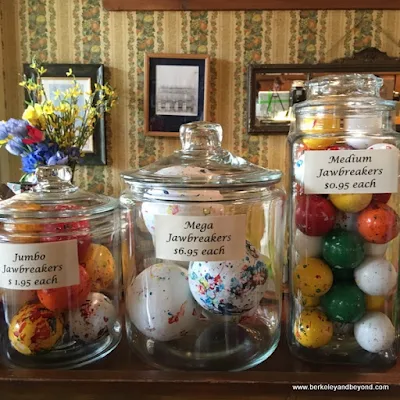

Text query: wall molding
(103, 0), (400, 11)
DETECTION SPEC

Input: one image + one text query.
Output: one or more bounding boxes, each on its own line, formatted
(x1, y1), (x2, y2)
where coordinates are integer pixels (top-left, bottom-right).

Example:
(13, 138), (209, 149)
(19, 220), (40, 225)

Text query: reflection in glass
(254, 73), (308, 128)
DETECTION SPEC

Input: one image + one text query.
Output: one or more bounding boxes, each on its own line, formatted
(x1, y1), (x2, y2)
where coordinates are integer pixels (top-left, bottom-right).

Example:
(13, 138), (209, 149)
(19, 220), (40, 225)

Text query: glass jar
(120, 121), (286, 371)
(287, 74), (400, 367)
(0, 166), (121, 369)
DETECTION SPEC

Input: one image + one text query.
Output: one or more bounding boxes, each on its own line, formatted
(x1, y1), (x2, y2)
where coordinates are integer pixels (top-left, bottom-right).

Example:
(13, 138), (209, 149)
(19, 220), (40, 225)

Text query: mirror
(247, 47), (400, 134)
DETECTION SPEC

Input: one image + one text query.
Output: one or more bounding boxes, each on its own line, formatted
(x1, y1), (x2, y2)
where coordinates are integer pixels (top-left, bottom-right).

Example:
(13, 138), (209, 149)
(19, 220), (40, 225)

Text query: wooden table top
(1, 326), (400, 400)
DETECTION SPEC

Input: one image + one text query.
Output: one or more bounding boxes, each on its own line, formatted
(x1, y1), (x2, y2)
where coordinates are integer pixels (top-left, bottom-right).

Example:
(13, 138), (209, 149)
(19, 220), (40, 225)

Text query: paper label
(155, 215), (247, 262)
(0, 240), (79, 290)
(303, 149), (399, 195)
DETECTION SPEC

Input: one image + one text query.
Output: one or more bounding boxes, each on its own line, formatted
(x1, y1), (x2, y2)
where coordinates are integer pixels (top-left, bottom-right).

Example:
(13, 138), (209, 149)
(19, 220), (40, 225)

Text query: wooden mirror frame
(247, 47), (400, 135)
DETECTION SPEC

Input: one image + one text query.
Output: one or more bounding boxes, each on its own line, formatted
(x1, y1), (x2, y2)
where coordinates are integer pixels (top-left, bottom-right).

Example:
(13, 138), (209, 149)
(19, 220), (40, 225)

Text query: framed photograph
(144, 53), (210, 137)
(23, 63), (106, 165)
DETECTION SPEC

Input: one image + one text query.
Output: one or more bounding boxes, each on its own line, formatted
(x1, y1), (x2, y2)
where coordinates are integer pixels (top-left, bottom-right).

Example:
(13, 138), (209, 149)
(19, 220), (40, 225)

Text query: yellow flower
(22, 104), (46, 130)
(37, 66), (47, 75)
(37, 89), (45, 101)
(49, 116), (59, 129)
(72, 105), (79, 115)
(56, 102), (71, 113)
(66, 68), (73, 77)
(53, 89), (62, 99)
(103, 85), (113, 96)
(69, 86), (83, 98)
(85, 107), (97, 127)
(26, 82), (38, 92)
(42, 102), (54, 115)
(68, 105), (80, 123)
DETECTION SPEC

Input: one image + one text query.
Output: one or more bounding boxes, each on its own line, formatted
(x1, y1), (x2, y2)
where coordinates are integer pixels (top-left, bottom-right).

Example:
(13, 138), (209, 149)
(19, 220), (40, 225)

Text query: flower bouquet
(0, 61), (117, 182)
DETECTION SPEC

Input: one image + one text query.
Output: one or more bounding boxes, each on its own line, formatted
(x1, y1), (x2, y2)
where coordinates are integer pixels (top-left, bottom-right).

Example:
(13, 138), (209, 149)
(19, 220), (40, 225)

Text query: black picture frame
(247, 47), (400, 135)
(144, 53), (210, 137)
(23, 63), (106, 165)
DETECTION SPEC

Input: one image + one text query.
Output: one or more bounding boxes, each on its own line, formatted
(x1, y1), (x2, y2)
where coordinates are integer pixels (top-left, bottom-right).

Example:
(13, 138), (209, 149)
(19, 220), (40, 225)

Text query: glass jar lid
(295, 73), (396, 112)
(121, 122), (282, 190)
(0, 166), (118, 220)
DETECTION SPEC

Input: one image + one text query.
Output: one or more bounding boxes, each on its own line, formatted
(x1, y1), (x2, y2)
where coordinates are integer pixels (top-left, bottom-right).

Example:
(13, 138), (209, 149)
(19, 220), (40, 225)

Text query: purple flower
(0, 119), (28, 141)
(67, 146), (81, 161)
(48, 152), (68, 166)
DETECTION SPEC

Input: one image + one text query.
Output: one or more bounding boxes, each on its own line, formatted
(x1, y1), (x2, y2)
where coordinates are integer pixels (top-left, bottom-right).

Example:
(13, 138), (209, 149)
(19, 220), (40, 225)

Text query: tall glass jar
(120, 122), (286, 371)
(0, 166), (121, 369)
(287, 74), (400, 366)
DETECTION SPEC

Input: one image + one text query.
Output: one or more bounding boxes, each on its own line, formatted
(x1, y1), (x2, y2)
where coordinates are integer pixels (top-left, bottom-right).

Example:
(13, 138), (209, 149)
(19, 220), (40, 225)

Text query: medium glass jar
(287, 74), (400, 366)
(0, 166), (121, 369)
(120, 121), (285, 371)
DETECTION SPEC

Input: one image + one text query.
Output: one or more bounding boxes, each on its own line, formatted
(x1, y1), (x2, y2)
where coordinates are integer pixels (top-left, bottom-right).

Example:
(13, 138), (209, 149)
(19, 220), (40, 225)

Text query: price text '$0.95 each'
(324, 179), (377, 191)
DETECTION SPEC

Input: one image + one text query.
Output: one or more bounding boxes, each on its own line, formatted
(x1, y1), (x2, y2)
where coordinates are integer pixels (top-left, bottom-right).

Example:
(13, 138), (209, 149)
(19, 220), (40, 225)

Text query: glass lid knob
(180, 121), (223, 153)
(35, 166), (76, 193)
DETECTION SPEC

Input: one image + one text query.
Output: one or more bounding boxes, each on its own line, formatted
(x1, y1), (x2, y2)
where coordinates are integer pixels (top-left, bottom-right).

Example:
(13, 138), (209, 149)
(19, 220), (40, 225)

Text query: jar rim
(305, 73), (382, 97)
(120, 171), (282, 189)
(0, 195), (119, 220)
(121, 121), (282, 190)
(306, 73), (382, 87)
(294, 96), (397, 112)
(0, 166), (119, 220)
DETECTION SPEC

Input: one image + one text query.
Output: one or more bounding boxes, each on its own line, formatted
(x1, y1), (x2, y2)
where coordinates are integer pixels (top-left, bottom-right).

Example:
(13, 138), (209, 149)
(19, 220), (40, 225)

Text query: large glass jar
(0, 166), (121, 369)
(120, 122), (285, 371)
(287, 74), (400, 367)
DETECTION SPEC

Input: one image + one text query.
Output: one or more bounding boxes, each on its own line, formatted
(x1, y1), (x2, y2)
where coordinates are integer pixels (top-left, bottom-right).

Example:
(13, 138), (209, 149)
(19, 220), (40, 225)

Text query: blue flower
(5, 137), (28, 156)
(0, 119), (28, 141)
(0, 121), (8, 141)
(22, 153), (42, 173)
(21, 141), (69, 174)
(33, 142), (53, 159)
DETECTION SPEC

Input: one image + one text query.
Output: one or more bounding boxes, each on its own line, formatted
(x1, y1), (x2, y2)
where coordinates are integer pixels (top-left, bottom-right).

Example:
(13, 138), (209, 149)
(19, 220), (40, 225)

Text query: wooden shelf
(103, 0), (400, 11)
(2, 330), (400, 399)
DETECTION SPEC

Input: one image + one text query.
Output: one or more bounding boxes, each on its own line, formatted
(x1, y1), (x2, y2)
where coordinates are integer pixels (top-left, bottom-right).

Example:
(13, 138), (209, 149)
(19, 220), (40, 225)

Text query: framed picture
(23, 63), (107, 165)
(144, 53), (210, 137)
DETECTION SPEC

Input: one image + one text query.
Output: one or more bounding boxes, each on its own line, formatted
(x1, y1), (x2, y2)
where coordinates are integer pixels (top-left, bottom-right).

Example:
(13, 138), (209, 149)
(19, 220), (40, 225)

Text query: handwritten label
(0, 240), (79, 290)
(303, 149), (398, 195)
(155, 215), (247, 262)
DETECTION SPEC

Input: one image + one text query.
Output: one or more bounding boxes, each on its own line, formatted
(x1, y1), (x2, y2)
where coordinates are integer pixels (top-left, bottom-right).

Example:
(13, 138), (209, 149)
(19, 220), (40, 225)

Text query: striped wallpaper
(2, 1), (400, 194)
